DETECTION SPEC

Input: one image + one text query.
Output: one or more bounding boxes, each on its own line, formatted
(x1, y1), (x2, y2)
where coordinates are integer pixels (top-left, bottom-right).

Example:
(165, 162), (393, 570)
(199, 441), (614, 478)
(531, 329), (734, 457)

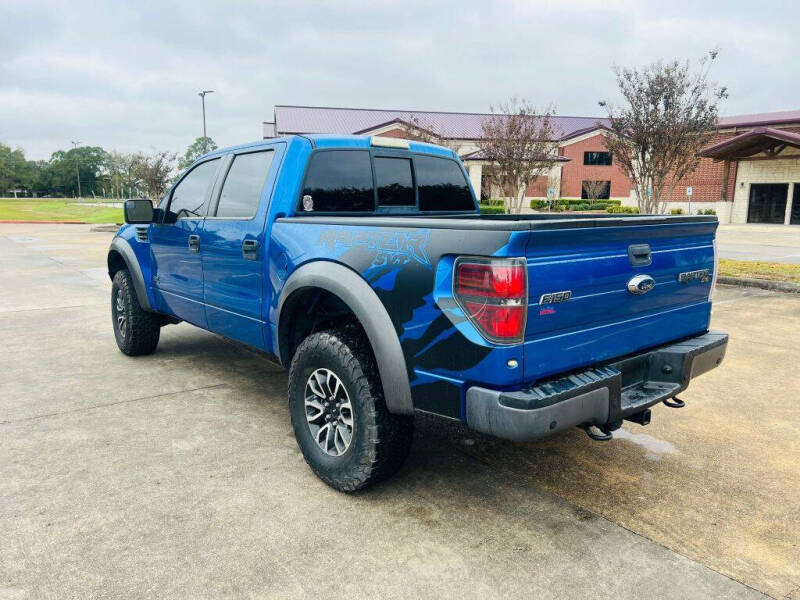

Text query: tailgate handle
(628, 244), (652, 266)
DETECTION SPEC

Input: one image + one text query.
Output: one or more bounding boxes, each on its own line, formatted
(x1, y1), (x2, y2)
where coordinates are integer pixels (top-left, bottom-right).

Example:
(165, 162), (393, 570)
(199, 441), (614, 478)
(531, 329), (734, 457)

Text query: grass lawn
(718, 258), (800, 284)
(0, 200), (123, 224)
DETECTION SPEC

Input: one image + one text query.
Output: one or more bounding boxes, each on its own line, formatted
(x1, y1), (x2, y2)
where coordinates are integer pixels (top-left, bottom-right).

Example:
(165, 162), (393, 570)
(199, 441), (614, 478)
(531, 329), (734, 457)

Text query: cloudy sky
(2, 0), (797, 160)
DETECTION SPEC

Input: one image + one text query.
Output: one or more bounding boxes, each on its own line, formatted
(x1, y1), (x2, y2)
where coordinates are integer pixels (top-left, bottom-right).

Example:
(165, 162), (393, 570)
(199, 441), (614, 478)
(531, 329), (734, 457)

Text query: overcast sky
(2, 0), (797, 160)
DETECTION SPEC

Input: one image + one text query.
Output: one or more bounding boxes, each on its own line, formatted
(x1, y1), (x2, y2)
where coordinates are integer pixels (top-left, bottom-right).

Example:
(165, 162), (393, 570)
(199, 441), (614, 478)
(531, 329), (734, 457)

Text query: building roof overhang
(459, 149), (571, 162)
(700, 127), (800, 160)
(352, 117), (442, 137)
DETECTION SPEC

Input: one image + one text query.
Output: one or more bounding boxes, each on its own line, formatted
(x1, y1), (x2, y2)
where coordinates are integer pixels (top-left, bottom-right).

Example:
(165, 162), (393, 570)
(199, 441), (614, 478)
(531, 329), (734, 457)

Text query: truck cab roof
(202, 134), (457, 162)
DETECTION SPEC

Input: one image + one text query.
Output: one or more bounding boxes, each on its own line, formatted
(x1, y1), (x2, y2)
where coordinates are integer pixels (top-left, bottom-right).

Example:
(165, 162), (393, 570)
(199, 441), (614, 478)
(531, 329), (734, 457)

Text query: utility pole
(198, 90), (214, 141)
(71, 140), (82, 198)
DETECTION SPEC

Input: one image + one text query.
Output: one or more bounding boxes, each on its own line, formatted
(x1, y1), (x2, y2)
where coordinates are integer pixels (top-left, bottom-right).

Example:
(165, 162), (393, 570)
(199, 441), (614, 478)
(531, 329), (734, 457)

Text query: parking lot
(717, 224), (800, 264)
(1, 223), (798, 599)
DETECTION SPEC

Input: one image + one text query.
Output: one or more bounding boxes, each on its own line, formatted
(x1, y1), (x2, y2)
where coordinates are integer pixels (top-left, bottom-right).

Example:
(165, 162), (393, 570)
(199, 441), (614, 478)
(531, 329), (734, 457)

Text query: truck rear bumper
(465, 330), (728, 442)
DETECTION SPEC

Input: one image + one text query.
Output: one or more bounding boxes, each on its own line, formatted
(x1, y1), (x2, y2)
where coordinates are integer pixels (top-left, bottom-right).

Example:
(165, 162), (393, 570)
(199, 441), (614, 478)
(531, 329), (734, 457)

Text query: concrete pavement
(716, 224), (800, 263)
(2, 224), (797, 599)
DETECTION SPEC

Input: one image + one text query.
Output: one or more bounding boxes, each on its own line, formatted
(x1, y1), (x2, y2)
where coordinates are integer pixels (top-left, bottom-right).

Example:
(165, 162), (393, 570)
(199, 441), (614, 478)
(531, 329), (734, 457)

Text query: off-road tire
(288, 328), (414, 492)
(111, 269), (160, 356)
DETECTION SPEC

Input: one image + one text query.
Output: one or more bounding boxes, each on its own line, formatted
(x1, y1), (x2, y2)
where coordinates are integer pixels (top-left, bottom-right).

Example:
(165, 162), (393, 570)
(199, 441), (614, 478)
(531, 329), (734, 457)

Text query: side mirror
(124, 199), (155, 224)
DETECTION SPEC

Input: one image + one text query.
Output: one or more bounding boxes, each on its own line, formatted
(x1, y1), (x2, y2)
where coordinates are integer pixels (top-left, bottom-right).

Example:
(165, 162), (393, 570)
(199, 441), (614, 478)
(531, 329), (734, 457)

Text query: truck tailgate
(522, 220), (717, 382)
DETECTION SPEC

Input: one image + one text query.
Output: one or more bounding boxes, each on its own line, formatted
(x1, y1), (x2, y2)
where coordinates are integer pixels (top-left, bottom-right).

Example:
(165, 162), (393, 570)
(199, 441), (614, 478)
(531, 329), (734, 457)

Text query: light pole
(71, 140), (82, 198)
(198, 90), (214, 139)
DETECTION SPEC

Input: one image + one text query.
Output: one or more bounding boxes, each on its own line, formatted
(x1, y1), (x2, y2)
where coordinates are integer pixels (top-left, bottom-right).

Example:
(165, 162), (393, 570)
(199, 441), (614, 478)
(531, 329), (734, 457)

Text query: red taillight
(455, 258), (527, 343)
(456, 264), (525, 298)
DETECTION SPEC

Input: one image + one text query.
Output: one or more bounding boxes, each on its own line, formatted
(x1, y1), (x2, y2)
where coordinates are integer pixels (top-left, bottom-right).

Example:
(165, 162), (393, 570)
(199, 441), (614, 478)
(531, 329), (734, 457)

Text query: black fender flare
(277, 261), (413, 415)
(108, 237), (153, 311)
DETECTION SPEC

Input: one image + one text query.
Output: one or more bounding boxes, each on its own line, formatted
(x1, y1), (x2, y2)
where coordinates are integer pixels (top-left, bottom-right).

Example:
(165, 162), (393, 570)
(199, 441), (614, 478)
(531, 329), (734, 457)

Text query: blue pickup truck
(108, 134), (728, 491)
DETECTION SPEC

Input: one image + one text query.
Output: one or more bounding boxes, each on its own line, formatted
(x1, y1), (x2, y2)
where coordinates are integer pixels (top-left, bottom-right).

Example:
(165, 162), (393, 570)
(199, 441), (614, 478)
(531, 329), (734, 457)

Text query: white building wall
(467, 164), (482, 199)
(730, 153), (800, 224)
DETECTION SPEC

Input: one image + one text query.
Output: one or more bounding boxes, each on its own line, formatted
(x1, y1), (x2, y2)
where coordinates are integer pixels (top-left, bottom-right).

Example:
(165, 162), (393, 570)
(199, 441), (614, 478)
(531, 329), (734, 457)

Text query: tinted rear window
(301, 150), (374, 212)
(415, 156), (474, 211)
(215, 150), (274, 218)
(375, 157), (414, 207)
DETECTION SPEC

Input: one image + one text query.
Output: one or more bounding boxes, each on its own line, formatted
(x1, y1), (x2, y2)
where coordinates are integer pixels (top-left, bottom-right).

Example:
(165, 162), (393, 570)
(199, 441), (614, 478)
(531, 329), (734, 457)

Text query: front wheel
(111, 269), (160, 356)
(288, 328), (413, 492)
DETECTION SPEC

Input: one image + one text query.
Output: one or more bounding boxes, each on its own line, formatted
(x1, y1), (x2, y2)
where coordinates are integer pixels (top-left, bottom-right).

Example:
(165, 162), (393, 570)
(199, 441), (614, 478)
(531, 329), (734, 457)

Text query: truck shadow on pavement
(155, 325), (659, 505)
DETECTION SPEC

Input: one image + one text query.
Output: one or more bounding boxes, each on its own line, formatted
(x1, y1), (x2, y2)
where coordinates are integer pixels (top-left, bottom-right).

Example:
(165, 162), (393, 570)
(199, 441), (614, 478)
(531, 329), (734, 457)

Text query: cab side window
(300, 150), (374, 212)
(167, 159), (220, 221)
(415, 155), (475, 211)
(215, 150), (275, 218)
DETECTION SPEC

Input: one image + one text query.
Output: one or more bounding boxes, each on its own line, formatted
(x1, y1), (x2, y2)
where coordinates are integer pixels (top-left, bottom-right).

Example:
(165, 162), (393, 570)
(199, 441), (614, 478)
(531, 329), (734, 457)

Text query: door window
(300, 150), (374, 212)
(747, 183), (788, 224)
(215, 151), (275, 218)
(168, 159), (220, 220)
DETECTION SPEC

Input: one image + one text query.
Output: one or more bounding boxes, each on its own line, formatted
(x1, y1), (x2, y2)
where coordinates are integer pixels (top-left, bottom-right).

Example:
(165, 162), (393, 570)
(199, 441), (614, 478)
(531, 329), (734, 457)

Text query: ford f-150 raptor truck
(108, 134), (728, 491)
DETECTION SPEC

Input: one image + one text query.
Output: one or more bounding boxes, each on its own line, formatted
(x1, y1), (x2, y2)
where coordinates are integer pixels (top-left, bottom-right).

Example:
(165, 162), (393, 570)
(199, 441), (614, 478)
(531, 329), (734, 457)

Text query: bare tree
(582, 180), (609, 207)
(599, 50), (727, 214)
(131, 151), (176, 202)
(546, 171), (561, 211)
(477, 98), (556, 214)
(404, 114), (462, 153)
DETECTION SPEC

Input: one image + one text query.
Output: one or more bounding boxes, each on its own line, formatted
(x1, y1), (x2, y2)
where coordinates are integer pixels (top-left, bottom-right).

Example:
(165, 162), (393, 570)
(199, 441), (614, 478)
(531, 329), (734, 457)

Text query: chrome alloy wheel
(115, 291), (126, 338)
(304, 368), (354, 456)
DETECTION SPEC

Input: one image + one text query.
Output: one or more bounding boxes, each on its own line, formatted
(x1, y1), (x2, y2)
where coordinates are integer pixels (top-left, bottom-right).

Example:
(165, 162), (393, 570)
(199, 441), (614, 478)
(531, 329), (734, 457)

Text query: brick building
(264, 105), (800, 224)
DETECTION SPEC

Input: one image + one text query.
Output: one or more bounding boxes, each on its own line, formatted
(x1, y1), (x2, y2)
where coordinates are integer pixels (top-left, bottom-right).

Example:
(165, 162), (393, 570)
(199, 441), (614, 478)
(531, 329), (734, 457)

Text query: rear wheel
(288, 328), (413, 492)
(111, 269), (160, 356)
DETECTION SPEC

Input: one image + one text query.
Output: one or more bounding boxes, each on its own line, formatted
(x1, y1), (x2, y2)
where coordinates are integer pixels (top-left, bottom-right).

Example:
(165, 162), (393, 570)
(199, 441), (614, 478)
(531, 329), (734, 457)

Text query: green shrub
(580, 199), (621, 210)
(606, 205), (640, 214)
(573, 199), (620, 209)
(479, 204), (505, 214)
(700, 208), (716, 215)
(529, 198), (624, 211)
(670, 208), (684, 215)
(532, 198), (622, 210)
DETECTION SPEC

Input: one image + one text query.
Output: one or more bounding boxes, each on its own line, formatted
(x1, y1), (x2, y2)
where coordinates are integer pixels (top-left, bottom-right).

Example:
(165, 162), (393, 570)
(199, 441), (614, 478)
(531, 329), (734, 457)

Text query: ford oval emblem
(627, 274), (656, 294)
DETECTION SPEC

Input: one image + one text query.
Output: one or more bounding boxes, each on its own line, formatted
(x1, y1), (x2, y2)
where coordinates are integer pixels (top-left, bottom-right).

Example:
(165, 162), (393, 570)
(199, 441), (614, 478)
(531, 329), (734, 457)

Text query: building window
(584, 151), (612, 166)
(581, 180), (611, 200)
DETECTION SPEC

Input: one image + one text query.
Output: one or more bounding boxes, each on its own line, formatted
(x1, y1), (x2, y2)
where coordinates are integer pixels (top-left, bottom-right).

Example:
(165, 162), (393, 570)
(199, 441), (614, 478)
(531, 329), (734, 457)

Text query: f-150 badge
(539, 290), (572, 304)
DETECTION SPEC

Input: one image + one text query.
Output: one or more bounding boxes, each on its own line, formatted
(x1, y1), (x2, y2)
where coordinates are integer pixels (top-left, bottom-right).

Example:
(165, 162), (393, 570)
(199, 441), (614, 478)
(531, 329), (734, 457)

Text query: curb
(718, 276), (800, 294)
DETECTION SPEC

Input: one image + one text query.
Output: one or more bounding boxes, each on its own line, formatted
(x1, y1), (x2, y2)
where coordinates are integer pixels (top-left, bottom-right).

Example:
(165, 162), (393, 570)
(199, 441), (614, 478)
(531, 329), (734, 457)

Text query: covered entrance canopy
(701, 127), (800, 225)
(700, 127), (800, 160)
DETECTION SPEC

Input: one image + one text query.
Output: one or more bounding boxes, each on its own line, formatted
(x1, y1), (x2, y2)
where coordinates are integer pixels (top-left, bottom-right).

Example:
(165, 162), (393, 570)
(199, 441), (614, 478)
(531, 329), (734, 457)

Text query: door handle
(188, 234), (200, 253)
(242, 239), (258, 260)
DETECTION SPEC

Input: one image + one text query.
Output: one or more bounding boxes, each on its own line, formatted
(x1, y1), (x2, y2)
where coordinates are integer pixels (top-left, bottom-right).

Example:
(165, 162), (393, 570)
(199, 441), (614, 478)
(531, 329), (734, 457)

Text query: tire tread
(288, 327), (413, 492)
(112, 269), (160, 356)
